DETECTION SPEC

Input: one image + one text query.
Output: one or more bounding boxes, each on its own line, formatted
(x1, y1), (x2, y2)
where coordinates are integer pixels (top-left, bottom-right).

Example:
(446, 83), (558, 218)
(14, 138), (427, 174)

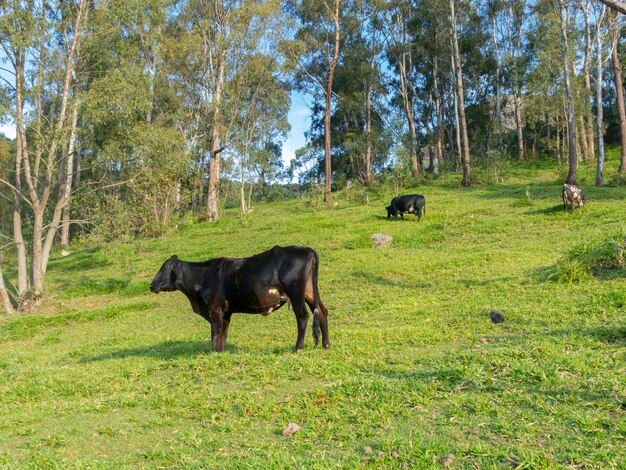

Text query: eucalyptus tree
(285, 0), (347, 200)
(599, 0), (626, 15)
(610, 13), (626, 173)
(377, 0), (421, 176)
(557, 0), (578, 184)
(0, 0), (89, 309)
(227, 53), (290, 218)
(595, 3), (608, 186)
(170, 0), (286, 219)
(450, 0), (471, 186)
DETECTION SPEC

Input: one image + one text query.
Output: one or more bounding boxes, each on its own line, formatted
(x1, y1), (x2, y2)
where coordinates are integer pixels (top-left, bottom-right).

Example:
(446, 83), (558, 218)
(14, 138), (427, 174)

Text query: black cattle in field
(149, 246), (330, 352)
(562, 184), (585, 214)
(386, 194), (426, 221)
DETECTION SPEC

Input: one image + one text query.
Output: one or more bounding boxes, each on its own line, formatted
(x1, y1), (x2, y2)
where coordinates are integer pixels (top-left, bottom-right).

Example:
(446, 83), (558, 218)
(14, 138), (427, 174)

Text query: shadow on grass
(81, 340), (300, 362)
(81, 340), (225, 362)
(547, 327), (626, 344)
(47, 247), (109, 272)
(350, 270), (432, 289)
(478, 180), (626, 202)
(525, 204), (566, 216)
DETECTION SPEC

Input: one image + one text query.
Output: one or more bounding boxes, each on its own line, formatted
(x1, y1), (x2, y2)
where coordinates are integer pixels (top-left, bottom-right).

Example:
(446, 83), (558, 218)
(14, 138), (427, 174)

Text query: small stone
(363, 446), (373, 453)
(61, 250), (70, 257)
(371, 233), (393, 248)
(441, 453), (454, 467)
(391, 450), (400, 459)
(489, 310), (505, 324)
(282, 423), (301, 437)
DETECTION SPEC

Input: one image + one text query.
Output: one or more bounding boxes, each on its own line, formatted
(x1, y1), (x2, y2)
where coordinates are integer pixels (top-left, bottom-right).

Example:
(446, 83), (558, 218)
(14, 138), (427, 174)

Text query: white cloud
(0, 123), (15, 139)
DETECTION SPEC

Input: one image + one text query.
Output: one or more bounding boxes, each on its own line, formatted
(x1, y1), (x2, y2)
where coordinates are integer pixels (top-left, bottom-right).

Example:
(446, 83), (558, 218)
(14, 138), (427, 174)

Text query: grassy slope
(0, 158), (625, 468)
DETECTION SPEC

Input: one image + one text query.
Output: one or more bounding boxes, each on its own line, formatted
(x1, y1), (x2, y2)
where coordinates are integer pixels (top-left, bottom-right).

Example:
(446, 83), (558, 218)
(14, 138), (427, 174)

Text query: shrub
(549, 231), (626, 283)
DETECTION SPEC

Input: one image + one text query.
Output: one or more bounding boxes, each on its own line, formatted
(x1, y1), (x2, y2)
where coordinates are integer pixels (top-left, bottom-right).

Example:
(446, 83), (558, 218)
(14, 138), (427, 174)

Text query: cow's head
(386, 205), (393, 218)
(580, 193), (586, 207)
(150, 255), (181, 293)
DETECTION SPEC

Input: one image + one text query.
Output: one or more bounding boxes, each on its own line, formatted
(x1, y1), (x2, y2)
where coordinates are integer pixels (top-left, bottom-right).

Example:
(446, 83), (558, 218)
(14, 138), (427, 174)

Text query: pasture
(1, 158), (625, 468)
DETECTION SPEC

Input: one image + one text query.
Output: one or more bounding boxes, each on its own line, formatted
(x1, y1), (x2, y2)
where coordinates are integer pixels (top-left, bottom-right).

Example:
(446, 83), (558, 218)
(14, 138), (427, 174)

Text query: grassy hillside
(1, 157), (625, 468)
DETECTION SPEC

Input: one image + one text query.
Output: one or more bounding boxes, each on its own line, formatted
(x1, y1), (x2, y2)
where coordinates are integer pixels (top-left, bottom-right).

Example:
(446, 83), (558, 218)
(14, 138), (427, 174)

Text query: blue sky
(280, 91), (312, 165)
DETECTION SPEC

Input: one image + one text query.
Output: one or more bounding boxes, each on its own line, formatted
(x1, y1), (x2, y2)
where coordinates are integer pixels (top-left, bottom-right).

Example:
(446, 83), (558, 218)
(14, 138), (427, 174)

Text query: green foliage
(549, 231), (626, 284)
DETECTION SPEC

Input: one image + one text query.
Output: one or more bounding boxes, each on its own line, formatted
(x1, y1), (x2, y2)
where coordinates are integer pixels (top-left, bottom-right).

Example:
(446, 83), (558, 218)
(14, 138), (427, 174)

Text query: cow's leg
(214, 315), (231, 352)
(306, 296), (330, 349)
(290, 294), (309, 352)
(417, 208), (422, 221)
(209, 312), (227, 352)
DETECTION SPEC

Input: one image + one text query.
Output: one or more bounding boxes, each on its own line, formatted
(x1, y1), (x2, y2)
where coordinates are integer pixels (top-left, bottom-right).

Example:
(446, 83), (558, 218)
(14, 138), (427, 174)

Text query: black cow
(562, 184), (585, 214)
(150, 246), (330, 353)
(386, 194), (426, 221)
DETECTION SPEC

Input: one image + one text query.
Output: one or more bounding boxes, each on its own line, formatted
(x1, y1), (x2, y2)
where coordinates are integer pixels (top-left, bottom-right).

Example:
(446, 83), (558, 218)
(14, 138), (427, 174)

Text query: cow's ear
(172, 257), (183, 285)
(171, 255), (178, 260)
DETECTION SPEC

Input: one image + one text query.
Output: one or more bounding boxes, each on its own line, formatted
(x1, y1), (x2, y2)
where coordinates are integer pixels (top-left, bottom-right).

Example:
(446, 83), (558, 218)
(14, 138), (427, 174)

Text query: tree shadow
(48, 247), (109, 272)
(350, 270), (432, 290)
(546, 327), (626, 344)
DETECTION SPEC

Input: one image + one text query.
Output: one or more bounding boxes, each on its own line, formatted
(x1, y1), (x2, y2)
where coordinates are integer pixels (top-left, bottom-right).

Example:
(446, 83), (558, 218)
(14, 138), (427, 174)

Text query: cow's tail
(311, 250), (321, 346)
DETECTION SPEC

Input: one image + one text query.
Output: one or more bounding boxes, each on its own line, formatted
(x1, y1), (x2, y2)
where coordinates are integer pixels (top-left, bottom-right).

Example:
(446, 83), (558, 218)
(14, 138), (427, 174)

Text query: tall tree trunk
(396, 10), (419, 177)
(364, 78), (373, 186)
(514, 93), (525, 159)
(561, 0), (578, 185)
(491, 16), (503, 155)
(582, 0), (596, 160)
(433, 54), (444, 166)
(0, 250), (14, 315)
(611, 15), (626, 173)
(61, 88), (79, 246)
(451, 0), (471, 186)
(323, 0), (341, 202)
(13, 118), (28, 298)
(599, 0), (626, 15)
(451, 57), (462, 170)
(240, 153), (247, 220)
(207, 57), (226, 221)
(596, 7), (607, 186)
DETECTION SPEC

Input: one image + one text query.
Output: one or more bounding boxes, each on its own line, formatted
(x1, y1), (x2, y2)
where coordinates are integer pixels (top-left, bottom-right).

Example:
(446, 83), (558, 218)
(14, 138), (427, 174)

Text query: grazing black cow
(149, 246), (330, 353)
(386, 194), (426, 221)
(562, 184), (585, 214)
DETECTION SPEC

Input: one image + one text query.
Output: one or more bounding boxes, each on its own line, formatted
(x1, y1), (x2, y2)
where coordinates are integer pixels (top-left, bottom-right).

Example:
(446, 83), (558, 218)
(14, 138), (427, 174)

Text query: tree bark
(433, 54), (445, 167)
(13, 113), (28, 298)
(323, 0), (341, 202)
(596, 7), (607, 186)
(560, 0), (578, 185)
(0, 251), (14, 315)
(611, 16), (626, 173)
(514, 93), (525, 160)
(582, 0), (596, 160)
(364, 77), (373, 186)
(207, 53), (226, 221)
(491, 16), (503, 155)
(599, 0), (626, 15)
(396, 8), (419, 177)
(451, 0), (471, 186)
(61, 86), (79, 246)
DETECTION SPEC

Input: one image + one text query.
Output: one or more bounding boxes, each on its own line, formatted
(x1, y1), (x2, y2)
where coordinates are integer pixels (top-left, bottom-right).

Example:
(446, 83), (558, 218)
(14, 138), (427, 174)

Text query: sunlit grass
(0, 157), (625, 467)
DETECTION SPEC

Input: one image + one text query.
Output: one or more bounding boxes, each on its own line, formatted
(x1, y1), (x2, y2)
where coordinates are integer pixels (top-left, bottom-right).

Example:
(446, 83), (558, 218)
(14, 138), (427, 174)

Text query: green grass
(1, 158), (625, 468)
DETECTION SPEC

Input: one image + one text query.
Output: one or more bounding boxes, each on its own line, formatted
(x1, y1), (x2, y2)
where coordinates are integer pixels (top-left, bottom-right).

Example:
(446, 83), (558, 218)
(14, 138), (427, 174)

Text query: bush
(549, 231), (626, 283)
